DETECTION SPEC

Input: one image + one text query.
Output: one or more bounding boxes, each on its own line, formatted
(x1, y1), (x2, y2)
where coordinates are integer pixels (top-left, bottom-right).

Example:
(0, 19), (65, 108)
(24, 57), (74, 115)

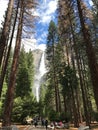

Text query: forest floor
(0, 123), (98, 130)
(16, 123), (98, 130)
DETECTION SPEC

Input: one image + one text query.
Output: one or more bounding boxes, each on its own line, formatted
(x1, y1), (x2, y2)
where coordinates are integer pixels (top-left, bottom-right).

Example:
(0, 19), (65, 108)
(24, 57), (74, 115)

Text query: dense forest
(0, 0), (98, 128)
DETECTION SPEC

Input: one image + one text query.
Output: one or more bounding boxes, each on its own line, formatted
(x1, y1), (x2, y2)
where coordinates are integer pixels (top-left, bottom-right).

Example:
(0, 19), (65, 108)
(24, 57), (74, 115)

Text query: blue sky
(35, 0), (93, 45)
(0, 0), (93, 51)
(0, 0), (58, 51)
(35, 0), (58, 44)
(22, 0), (58, 51)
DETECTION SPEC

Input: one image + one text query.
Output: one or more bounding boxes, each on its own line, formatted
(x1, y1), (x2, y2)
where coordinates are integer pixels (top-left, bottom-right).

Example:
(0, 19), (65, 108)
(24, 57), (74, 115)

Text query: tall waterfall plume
(33, 50), (46, 101)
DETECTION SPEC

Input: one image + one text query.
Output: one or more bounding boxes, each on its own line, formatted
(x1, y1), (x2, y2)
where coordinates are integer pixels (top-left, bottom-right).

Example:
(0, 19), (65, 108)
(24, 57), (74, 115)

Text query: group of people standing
(41, 118), (48, 129)
(33, 117), (48, 130)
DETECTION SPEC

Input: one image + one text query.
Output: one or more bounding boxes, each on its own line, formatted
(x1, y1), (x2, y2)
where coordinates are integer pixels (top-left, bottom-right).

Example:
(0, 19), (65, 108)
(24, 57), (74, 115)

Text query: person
(41, 119), (45, 127)
(45, 119), (48, 130)
(34, 119), (37, 127)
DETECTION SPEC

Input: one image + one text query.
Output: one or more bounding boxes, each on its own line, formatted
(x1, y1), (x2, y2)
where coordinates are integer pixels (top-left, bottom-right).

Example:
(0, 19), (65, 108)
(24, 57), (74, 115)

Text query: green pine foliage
(43, 0), (98, 125)
(11, 46), (36, 122)
(1, 0), (98, 126)
(0, 46), (37, 123)
(15, 46), (34, 98)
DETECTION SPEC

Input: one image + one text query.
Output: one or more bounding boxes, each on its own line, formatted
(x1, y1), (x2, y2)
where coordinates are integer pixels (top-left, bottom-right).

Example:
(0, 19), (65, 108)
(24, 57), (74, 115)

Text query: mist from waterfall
(33, 51), (46, 102)
(39, 51), (47, 77)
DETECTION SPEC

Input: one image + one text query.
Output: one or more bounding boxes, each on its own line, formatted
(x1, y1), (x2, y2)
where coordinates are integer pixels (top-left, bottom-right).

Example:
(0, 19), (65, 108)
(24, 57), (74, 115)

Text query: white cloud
(36, 37), (44, 43)
(22, 38), (37, 51)
(37, 43), (46, 51)
(41, 15), (52, 24)
(46, 0), (58, 15)
(37, 0), (58, 24)
(22, 38), (46, 52)
(89, 0), (93, 6)
(0, 0), (57, 51)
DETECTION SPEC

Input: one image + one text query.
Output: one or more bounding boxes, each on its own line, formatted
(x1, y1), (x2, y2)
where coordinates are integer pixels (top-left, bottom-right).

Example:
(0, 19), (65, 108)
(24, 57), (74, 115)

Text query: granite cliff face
(32, 49), (43, 71)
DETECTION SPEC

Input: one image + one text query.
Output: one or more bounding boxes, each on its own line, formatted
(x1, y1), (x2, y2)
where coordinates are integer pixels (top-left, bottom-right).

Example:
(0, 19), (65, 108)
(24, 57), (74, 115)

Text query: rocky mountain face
(32, 49), (43, 71)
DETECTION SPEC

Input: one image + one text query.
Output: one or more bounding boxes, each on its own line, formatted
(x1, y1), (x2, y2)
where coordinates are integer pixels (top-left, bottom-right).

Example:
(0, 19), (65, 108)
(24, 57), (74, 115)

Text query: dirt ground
(0, 123), (98, 130)
(16, 124), (98, 130)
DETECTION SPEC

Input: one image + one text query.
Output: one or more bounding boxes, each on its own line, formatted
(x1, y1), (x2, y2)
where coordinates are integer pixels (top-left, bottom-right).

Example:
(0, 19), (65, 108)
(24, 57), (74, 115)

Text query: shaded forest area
(0, 0), (98, 129)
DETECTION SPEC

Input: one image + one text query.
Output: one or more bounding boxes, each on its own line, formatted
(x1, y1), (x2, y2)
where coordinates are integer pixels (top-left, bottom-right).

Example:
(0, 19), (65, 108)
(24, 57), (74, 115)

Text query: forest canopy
(0, 0), (98, 128)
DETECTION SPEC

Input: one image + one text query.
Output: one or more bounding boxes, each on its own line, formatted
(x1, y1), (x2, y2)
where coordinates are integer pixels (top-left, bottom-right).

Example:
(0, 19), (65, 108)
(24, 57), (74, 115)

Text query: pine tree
(0, 0), (19, 97)
(57, 0), (94, 126)
(0, 0), (14, 66)
(2, 0), (37, 126)
(76, 0), (98, 110)
(46, 20), (61, 112)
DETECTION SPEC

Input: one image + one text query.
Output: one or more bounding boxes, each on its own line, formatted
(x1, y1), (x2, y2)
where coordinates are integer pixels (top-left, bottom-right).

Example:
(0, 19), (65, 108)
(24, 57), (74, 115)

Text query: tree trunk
(81, 54), (93, 123)
(71, 48), (83, 123)
(52, 40), (60, 112)
(2, 0), (24, 126)
(76, 0), (98, 110)
(66, 3), (90, 125)
(70, 86), (79, 127)
(0, 0), (14, 66)
(0, 1), (19, 97)
(63, 95), (67, 113)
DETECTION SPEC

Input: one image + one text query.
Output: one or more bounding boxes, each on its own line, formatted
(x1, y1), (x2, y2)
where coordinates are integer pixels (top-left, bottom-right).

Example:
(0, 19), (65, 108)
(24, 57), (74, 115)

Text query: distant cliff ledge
(32, 49), (43, 71)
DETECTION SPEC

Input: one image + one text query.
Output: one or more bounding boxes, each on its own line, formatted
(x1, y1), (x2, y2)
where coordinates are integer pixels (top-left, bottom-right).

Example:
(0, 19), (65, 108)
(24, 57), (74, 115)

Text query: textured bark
(0, 0), (14, 66)
(63, 95), (67, 113)
(70, 86), (79, 127)
(71, 45), (83, 123)
(53, 43), (60, 112)
(73, 27), (90, 126)
(75, 50), (90, 126)
(68, 14), (90, 128)
(82, 52), (94, 122)
(2, 0), (24, 126)
(76, 0), (98, 110)
(58, 88), (61, 112)
(65, 1), (90, 125)
(0, 1), (19, 97)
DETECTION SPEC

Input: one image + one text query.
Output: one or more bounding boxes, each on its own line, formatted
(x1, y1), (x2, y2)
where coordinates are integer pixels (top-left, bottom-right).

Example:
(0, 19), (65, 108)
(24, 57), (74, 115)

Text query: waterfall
(39, 51), (47, 77)
(33, 51), (46, 102)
